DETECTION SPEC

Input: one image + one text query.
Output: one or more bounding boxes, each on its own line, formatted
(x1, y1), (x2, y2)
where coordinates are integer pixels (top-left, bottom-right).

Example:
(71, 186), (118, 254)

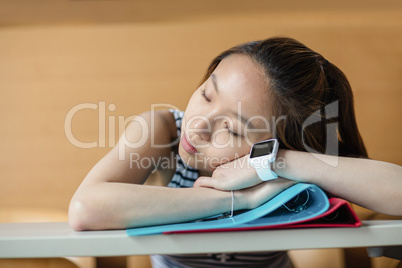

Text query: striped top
(150, 110), (292, 268)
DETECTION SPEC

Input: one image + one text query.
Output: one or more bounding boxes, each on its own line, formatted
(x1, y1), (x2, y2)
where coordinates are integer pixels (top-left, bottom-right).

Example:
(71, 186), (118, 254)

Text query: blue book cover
(127, 183), (330, 236)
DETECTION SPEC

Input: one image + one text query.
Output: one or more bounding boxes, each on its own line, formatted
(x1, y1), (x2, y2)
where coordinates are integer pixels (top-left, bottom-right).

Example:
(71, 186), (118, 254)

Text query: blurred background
(0, 0), (401, 267)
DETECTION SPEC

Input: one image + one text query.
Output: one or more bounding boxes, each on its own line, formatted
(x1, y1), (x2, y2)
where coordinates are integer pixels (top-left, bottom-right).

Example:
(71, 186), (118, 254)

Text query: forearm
(275, 150), (402, 216)
(69, 182), (235, 231)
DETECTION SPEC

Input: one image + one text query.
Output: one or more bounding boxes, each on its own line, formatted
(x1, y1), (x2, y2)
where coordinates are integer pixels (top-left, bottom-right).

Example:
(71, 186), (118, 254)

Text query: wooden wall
(0, 1), (401, 215)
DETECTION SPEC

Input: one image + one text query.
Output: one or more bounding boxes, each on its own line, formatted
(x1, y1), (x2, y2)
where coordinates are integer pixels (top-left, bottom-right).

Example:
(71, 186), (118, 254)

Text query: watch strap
(255, 163), (278, 181)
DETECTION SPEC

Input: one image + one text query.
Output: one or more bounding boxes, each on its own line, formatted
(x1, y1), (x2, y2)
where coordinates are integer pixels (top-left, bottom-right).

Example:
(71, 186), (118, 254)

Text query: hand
(194, 155), (262, 191)
(238, 178), (297, 210)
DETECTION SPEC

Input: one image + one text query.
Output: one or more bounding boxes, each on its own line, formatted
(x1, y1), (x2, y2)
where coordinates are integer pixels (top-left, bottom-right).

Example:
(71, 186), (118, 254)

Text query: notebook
(126, 183), (361, 236)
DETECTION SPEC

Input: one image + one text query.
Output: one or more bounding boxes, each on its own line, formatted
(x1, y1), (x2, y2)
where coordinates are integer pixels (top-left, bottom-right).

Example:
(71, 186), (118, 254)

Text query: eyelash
(225, 123), (239, 137)
(201, 88), (211, 102)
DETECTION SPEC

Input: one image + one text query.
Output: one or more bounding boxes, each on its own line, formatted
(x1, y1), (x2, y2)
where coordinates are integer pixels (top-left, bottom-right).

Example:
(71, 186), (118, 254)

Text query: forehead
(215, 54), (267, 86)
(212, 54), (272, 121)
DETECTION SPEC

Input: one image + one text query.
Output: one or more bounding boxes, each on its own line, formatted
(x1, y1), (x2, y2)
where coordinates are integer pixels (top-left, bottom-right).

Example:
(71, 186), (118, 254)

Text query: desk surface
(1, 220), (402, 258)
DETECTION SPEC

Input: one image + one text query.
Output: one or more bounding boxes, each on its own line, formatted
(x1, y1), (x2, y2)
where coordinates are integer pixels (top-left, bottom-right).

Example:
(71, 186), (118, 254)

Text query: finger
(193, 176), (217, 189)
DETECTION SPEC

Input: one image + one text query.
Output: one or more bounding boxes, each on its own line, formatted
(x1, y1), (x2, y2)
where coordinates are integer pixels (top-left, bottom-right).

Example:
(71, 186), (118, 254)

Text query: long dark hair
(202, 37), (368, 158)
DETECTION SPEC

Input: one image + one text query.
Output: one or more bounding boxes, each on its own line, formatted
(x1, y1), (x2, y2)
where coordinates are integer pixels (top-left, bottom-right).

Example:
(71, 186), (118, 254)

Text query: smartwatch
(249, 138), (279, 181)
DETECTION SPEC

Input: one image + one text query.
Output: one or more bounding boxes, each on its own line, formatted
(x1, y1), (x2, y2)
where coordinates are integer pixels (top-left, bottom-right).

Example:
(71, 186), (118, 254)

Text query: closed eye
(201, 88), (211, 102)
(224, 123), (239, 137)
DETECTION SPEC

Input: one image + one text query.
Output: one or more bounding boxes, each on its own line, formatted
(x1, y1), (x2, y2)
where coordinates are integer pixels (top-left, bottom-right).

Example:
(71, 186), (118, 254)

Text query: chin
(178, 147), (194, 166)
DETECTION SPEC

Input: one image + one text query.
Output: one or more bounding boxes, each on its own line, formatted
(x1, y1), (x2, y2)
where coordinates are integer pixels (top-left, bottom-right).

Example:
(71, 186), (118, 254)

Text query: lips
(181, 133), (198, 154)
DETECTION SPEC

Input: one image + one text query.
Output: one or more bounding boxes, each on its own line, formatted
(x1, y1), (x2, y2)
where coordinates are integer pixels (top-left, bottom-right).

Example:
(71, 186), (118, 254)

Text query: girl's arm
(195, 150), (402, 216)
(275, 150), (402, 216)
(68, 110), (226, 230)
(68, 110), (291, 231)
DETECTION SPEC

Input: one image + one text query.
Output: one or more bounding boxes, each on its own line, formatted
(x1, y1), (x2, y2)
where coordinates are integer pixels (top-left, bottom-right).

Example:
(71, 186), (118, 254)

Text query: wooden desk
(1, 221), (401, 258)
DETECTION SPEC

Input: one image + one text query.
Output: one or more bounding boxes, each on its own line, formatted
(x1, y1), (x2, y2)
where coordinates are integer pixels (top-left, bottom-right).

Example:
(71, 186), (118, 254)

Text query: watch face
(250, 140), (276, 158)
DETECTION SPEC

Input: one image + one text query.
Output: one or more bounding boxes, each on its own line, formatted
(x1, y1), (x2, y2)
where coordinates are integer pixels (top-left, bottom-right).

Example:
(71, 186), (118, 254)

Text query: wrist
(274, 149), (310, 182)
(273, 149), (287, 177)
(233, 190), (248, 210)
(271, 149), (294, 179)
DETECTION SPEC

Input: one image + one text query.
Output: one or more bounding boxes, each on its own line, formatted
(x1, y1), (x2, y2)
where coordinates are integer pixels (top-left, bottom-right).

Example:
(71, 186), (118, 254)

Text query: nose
(189, 115), (212, 141)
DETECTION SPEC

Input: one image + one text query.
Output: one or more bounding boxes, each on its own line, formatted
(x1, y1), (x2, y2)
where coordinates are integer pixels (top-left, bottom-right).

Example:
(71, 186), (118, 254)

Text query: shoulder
(124, 110), (178, 145)
(153, 110), (178, 141)
(140, 110), (179, 182)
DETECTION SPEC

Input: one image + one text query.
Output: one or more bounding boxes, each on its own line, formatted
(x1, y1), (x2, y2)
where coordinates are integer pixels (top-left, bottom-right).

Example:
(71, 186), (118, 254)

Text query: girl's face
(180, 54), (274, 172)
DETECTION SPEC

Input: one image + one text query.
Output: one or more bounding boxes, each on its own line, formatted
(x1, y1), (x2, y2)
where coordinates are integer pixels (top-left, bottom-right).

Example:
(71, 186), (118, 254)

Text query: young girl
(69, 37), (402, 267)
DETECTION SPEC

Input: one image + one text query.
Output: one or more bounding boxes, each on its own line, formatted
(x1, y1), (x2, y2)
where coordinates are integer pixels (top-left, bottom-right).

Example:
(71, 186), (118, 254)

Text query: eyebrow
(211, 73), (256, 129)
(211, 73), (219, 94)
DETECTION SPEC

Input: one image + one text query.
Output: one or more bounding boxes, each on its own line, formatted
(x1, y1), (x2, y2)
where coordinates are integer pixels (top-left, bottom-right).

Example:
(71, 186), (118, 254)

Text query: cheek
(211, 131), (250, 153)
(208, 144), (249, 163)
(211, 131), (232, 147)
